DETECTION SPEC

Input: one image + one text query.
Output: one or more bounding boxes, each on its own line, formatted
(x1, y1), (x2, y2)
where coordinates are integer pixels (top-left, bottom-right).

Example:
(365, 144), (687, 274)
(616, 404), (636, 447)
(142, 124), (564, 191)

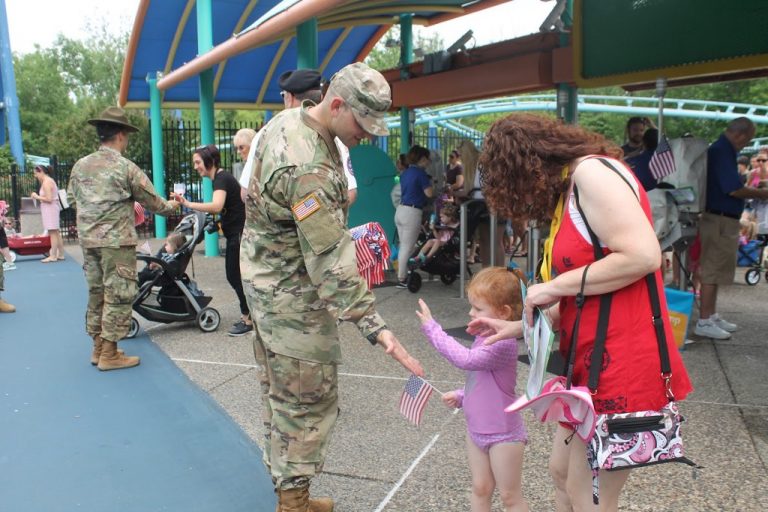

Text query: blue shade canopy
(120, 0), (511, 110)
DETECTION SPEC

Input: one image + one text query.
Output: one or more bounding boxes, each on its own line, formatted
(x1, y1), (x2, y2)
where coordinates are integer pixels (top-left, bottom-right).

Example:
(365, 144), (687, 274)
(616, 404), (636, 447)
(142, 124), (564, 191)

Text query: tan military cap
(329, 63), (391, 136)
(88, 106), (139, 132)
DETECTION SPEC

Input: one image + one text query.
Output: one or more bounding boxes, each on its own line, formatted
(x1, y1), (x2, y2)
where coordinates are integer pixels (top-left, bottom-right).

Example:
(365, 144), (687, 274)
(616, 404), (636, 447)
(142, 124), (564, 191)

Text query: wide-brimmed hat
(329, 62), (391, 137)
(87, 106), (139, 132)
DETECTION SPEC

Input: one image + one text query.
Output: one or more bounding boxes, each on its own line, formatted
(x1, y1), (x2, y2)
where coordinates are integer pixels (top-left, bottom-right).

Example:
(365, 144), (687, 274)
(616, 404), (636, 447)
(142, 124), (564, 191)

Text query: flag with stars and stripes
(399, 375), (434, 426)
(649, 134), (676, 180)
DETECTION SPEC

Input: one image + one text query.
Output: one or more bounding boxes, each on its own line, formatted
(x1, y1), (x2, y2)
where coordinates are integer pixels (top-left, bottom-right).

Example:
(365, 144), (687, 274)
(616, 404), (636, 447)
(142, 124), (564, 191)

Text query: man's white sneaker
(711, 313), (737, 332)
(694, 320), (731, 340)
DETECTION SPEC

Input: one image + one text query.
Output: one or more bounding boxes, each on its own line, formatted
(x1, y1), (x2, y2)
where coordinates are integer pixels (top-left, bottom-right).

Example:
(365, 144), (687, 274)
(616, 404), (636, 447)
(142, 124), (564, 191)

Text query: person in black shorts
(173, 144), (252, 336)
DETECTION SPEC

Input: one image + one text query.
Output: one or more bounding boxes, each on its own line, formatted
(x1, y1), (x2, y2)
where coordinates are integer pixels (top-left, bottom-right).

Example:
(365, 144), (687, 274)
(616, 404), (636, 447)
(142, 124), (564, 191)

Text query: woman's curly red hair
(479, 114), (622, 227)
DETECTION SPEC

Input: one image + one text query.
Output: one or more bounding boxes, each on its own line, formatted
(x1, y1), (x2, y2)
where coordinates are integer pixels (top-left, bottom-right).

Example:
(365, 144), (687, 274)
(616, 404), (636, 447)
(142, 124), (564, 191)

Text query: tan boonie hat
(330, 62), (391, 136)
(88, 106), (139, 132)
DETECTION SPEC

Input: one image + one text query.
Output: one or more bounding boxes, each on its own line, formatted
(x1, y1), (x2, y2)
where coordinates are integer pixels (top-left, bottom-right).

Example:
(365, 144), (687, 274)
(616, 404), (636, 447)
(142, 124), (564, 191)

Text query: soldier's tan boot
(0, 299), (16, 313)
(90, 337), (124, 366)
(97, 340), (140, 371)
(277, 487), (334, 512)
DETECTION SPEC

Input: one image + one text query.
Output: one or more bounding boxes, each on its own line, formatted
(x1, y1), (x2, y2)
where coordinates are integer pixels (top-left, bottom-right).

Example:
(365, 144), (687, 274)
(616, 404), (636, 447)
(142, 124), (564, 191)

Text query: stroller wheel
(126, 317), (140, 339)
(440, 274), (457, 285)
(745, 268), (761, 286)
(197, 307), (221, 332)
(407, 272), (422, 293)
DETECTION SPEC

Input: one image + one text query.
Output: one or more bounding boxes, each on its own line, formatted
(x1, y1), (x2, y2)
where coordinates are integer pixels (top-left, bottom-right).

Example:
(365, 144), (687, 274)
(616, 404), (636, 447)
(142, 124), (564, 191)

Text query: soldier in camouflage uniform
(241, 63), (424, 512)
(68, 107), (178, 371)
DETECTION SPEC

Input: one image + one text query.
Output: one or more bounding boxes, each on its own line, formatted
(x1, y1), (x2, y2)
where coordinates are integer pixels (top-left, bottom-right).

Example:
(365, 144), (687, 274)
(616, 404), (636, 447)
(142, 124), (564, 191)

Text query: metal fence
(0, 121), (480, 242)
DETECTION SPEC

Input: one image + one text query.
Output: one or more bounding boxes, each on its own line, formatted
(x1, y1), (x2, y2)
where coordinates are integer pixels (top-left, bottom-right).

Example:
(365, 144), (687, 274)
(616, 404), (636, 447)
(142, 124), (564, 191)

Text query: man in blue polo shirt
(695, 117), (768, 340)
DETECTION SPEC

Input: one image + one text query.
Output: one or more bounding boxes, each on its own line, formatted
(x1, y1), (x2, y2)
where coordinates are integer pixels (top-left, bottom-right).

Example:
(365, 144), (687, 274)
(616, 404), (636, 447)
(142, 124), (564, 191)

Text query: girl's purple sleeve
(420, 319), (517, 371)
(454, 388), (465, 408)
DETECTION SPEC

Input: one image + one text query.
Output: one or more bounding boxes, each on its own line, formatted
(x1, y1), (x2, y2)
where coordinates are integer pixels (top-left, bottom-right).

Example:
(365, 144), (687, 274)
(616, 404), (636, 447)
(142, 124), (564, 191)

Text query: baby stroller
(404, 222), (469, 293)
(126, 212), (221, 337)
(741, 234), (768, 286)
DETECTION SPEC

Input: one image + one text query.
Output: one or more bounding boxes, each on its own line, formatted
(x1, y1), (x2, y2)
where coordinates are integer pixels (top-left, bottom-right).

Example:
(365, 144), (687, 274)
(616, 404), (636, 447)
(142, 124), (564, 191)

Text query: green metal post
(147, 73), (167, 238)
(197, 0), (218, 256)
(558, 0), (577, 124)
(399, 14), (413, 153)
(296, 18), (318, 69)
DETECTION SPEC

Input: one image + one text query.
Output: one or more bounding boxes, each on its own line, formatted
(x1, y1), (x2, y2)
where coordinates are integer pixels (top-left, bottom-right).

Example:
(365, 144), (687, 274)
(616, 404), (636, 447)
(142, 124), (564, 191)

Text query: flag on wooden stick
(399, 375), (434, 426)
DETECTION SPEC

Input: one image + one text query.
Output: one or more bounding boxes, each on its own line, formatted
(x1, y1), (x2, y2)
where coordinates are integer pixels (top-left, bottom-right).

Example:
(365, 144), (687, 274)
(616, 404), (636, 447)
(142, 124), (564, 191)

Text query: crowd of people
(2, 61), (765, 511)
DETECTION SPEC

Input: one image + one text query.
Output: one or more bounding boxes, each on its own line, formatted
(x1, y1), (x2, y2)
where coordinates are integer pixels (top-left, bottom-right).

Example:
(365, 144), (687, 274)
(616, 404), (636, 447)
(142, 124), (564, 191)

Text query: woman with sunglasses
(173, 144), (251, 337)
(31, 165), (65, 262)
(467, 114), (692, 511)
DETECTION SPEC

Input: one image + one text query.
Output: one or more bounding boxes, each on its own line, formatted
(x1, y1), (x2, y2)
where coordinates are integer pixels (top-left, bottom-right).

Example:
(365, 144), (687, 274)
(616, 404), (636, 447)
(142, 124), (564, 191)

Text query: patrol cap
(87, 106), (139, 132)
(278, 69), (323, 94)
(329, 62), (391, 136)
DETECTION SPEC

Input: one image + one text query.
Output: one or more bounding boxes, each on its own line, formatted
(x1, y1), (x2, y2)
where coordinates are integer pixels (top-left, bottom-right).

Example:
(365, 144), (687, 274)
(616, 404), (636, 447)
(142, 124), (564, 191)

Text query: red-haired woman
(467, 114), (692, 511)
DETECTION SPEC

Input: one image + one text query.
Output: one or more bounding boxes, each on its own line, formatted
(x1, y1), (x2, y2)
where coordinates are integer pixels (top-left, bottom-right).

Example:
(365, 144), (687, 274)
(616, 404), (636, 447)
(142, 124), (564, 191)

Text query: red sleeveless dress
(552, 159), (693, 414)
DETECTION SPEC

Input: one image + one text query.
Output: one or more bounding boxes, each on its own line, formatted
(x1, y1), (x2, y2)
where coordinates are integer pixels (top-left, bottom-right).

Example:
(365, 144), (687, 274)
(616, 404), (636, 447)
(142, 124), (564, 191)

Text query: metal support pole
(656, 77), (667, 143)
(526, 221), (541, 284)
(197, 0), (218, 256)
(147, 73), (167, 238)
(489, 212), (498, 267)
(296, 18), (318, 69)
(459, 201), (469, 298)
(399, 14), (413, 154)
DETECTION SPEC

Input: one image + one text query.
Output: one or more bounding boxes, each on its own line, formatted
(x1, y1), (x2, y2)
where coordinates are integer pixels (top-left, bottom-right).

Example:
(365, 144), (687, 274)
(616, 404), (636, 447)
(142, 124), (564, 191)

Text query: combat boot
(90, 336), (124, 365)
(277, 487), (333, 512)
(0, 299), (16, 313)
(97, 341), (140, 371)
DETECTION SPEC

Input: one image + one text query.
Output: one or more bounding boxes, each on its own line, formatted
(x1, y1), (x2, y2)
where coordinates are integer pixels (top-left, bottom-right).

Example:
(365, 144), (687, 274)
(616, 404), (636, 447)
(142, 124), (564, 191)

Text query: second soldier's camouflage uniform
(68, 146), (177, 344)
(240, 104), (386, 490)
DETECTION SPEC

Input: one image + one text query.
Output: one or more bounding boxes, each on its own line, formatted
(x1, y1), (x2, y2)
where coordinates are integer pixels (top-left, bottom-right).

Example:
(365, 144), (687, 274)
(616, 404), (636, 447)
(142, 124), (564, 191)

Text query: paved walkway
(2, 242), (767, 511)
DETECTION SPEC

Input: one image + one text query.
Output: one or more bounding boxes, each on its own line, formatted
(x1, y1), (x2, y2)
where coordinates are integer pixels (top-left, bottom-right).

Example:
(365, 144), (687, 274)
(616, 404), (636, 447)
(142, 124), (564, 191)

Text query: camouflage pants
(251, 322), (339, 490)
(82, 247), (137, 342)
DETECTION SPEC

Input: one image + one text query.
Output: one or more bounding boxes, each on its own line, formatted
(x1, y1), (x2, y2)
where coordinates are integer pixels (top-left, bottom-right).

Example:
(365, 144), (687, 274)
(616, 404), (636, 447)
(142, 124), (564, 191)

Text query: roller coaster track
(385, 94), (768, 149)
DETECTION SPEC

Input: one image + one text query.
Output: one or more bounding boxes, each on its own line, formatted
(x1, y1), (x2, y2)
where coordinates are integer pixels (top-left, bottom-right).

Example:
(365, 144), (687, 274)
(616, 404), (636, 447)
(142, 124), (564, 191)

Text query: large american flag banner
(350, 222), (391, 288)
(399, 375), (434, 426)
(649, 134), (676, 180)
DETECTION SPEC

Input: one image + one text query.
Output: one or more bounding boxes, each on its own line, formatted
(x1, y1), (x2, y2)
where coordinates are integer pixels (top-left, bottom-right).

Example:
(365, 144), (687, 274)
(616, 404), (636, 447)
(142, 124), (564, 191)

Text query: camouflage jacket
(68, 146), (177, 248)
(240, 105), (386, 362)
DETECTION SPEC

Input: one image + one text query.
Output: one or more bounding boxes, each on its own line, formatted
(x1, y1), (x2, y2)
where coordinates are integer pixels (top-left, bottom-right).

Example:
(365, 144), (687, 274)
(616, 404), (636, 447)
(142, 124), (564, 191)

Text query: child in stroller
(127, 212), (221, 337)
(404, 204), (467, 293)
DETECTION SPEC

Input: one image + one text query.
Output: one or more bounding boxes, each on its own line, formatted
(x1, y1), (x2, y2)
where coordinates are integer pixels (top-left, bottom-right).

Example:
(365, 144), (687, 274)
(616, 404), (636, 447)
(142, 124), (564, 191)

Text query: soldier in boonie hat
(327, 62), (391, 137)
(88, 106), (139, 133)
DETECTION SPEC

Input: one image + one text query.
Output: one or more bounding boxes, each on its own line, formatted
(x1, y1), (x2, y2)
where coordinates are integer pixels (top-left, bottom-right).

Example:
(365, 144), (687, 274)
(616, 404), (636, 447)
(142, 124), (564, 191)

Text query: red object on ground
(7, 235), (52, 256)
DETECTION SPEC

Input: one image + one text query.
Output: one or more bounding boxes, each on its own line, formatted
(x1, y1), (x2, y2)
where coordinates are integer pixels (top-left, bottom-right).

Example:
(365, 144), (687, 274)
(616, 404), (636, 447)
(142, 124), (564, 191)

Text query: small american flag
(649, 134), (676, 180)
(399, 375), (434, 426)
(292, 194), (321, 220)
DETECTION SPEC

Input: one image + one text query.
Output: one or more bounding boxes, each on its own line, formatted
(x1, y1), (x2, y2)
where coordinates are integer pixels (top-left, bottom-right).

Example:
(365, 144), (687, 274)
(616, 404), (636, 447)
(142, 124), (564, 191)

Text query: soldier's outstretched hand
(376, 330), (424, 377)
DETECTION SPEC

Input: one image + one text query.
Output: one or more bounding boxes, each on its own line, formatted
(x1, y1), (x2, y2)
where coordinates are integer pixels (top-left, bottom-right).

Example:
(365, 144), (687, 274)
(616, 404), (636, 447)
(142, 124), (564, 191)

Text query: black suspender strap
(565, 263), (591, 389)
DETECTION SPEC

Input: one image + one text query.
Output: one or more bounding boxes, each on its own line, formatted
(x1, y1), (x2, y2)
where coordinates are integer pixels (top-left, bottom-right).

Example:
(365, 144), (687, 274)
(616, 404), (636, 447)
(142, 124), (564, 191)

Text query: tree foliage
(364, 26), (444, 71)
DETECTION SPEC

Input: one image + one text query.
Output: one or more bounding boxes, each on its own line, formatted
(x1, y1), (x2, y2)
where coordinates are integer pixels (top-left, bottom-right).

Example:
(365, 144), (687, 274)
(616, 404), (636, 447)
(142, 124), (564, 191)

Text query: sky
(4, 0), (553, 55)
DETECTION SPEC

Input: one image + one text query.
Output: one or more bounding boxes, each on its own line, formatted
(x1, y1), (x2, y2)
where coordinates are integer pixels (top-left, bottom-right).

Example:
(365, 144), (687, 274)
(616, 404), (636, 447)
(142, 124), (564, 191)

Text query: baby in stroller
(138, 232), (186, 287)
(128, 212), (221, 336)
(405, 204), (466, 292)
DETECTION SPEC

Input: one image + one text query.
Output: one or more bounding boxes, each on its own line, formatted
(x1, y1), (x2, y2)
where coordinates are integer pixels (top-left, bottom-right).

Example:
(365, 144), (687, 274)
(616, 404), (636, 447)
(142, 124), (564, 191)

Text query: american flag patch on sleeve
(292, 193), (322, 221)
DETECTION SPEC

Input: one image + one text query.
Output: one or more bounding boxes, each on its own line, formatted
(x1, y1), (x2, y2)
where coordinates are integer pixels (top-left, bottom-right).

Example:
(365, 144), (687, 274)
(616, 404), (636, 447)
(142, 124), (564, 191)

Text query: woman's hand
(467, 317), (523, 345)
(31, 192), (39, 200)
(415, 298), (433, 326)
(524, 281), (560, 326)
(172, 193), (186, 206)
(442, 390), (461, 409)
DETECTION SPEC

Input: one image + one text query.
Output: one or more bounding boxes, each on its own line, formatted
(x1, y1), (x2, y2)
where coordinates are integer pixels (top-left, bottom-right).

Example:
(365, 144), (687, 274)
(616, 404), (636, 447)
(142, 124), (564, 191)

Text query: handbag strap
(576, 157), (674, 399)
(572, 185), (613, 393)
(564, 262), (590, 389)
